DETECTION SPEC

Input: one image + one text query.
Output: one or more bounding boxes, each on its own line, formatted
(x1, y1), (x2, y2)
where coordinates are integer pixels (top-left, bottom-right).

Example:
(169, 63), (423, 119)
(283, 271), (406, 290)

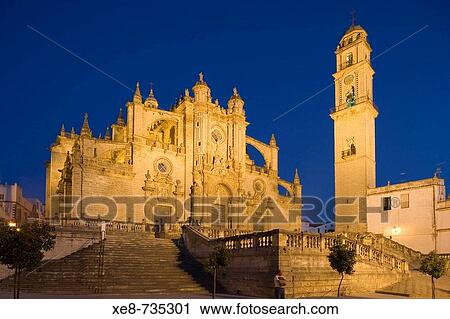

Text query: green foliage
(206, 245), (231, 298)
(0, 221), (56, 271)
(328, 240), (357, 275)
(206, 245), (231, 274)
(419, 252), (448, 279)
(419, 251), (448, 298)
(328, 240), (357, 297)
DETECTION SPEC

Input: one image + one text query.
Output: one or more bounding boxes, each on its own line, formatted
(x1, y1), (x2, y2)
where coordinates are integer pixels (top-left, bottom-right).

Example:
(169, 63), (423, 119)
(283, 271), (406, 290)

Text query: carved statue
(190, 181), (200, 196)
(346, 86), (356, 107)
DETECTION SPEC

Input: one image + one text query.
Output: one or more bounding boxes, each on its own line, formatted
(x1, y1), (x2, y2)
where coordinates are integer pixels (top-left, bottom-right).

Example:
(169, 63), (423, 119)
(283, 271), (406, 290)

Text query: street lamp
(392, 225), (401, 236)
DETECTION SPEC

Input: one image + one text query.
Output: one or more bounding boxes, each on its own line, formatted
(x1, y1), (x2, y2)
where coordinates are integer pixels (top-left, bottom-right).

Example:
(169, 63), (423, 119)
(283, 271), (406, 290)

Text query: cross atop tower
(351, 9), (356, 26)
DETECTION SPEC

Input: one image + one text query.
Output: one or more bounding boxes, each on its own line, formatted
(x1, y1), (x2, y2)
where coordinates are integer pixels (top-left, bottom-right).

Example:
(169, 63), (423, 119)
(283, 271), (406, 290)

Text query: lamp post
(392, 225), (401, 236)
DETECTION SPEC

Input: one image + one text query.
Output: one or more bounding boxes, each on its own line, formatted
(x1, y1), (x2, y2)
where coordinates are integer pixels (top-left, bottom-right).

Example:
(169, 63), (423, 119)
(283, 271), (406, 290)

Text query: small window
(401, 194), (409, 209)
(382, 197), (392, 211)
(93, 148), (97, 157)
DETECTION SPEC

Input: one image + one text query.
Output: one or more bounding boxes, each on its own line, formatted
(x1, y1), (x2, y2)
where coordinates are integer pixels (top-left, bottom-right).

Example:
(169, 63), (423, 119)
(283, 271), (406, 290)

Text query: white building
(0, 183), (44, 224)
(367, 176), (450, 254)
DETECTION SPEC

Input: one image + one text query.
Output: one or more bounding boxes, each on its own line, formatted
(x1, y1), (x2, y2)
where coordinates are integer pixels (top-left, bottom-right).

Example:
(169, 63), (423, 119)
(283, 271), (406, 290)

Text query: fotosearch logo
(50, 194), (398, 225)
(50, 195), (302, 225)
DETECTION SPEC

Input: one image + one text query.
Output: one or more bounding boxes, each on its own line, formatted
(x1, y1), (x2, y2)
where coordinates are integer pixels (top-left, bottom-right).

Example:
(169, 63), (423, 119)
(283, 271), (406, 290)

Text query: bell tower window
(346, 86), (356, 107)
(341, 144), (357, 159)
(346, 53), (353, 66)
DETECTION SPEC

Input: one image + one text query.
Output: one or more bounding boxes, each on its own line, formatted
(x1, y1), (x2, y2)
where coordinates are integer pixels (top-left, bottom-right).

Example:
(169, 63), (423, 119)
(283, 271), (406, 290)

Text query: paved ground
(0, 292), (254, 299)
(375, 271), (450, 298)
(3, 273), (449, 299)
(0, 291), (415, 299)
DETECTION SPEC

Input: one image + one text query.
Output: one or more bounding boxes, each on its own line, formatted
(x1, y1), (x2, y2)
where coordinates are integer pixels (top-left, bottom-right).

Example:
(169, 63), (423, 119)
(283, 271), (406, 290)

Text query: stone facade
(46, 74), (301, 231)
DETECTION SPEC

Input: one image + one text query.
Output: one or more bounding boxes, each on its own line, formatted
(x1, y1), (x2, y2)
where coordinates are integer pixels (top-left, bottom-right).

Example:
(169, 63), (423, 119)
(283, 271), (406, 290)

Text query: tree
(0, 221), (56, 298)
(419, 251), (448, 299)
(328, 240), (357, 297)
(206, 245), (231, 299)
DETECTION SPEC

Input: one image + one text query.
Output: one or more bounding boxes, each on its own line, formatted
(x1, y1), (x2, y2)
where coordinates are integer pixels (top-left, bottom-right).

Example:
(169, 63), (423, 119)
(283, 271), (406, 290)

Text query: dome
(193, 71), (208, 87)
(343, 24), (365, 36)
(227, 87), (244, 113)
(144, 87), (159, 109)
(192, 72), (211, 102)
(337, 24), (368, 50)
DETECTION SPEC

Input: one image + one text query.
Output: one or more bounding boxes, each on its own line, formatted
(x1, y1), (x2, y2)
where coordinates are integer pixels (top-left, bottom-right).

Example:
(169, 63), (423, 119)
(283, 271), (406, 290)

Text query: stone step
(0, 229), (210, 296)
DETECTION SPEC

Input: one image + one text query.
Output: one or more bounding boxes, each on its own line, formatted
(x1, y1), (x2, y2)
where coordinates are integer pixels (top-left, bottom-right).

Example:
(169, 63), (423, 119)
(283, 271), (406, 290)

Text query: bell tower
(330, 24), (378, 232)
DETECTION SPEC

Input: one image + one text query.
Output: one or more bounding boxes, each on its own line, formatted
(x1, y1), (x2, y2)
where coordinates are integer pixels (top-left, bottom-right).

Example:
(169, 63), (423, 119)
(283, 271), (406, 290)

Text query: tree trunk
(17, 269), (21, 299)
(431, 277), (435, 299)
(212, 268), (217, 299)
(13, 268), (17, 299)
(337, 273), (344, 297)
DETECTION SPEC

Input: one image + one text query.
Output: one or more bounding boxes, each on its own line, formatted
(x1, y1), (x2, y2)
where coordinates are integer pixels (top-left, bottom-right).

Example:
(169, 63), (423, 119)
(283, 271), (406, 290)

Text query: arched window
(346, 53), (353, 66)
(169, 126), (176, 145)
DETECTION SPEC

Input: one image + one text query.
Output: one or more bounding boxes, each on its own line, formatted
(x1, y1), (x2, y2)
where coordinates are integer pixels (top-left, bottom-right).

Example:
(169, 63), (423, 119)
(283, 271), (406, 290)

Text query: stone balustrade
(50, 218), (184, 237)
(182, 226), (411, 297)
(145, 139), (185, 154)
(193, 226), (254, 239)
(184, 226), (409, 273)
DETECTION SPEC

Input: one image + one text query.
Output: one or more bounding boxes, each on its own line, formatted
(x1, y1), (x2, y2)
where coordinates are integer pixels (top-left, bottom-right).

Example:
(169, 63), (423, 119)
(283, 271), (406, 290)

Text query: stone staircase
(0, 231), (211, 296)
(375, 271), (450, 298)
(183, 226), (413, 297)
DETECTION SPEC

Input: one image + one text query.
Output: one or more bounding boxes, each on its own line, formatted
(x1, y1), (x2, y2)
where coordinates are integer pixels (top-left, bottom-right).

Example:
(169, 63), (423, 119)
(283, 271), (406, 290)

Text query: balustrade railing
(52, 218), (184, 235)
(184, 226), (409, 272)
(193, 226), (253, 239)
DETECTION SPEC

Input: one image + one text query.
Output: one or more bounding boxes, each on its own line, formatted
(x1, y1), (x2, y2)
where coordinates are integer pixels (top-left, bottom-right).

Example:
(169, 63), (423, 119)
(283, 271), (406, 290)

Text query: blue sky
(0, 0), (449, 205)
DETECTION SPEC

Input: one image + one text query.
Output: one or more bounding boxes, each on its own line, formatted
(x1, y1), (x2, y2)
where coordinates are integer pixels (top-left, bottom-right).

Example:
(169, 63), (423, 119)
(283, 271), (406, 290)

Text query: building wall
(437, 200), (450, 253)
(367, 178), (450, 254)
(0, 183), (36, 223)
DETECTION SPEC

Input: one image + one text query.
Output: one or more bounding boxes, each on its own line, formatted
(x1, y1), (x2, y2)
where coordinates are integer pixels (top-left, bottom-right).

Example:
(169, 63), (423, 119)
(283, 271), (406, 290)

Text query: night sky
(0, 0), (449, 208)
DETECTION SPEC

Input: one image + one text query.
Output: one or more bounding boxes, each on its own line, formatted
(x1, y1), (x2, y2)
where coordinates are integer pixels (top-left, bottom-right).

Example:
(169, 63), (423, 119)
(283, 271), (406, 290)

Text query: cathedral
(45, 73), (302, 231)
(45, 22), (450, 254)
